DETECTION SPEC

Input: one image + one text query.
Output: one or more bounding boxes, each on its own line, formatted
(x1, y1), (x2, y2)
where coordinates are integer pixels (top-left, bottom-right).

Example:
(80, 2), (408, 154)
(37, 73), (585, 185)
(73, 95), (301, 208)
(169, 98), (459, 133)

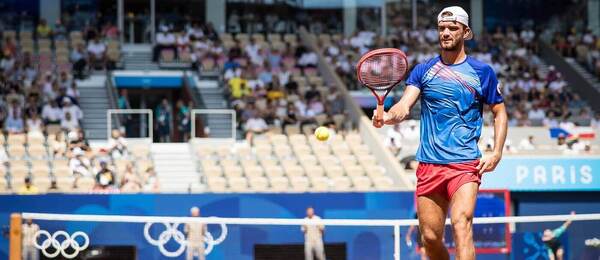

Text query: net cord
(21, 212), (600, 260)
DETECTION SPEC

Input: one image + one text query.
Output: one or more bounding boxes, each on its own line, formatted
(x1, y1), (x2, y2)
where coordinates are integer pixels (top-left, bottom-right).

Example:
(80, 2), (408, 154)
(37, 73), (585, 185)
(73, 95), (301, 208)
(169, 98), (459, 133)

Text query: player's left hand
(476, 152), (502, 175)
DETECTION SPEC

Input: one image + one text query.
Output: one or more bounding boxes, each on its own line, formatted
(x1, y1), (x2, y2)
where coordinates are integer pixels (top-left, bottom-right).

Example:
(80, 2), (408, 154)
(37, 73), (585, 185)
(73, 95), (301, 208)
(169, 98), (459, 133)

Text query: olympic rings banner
(0, 193), (415, 260)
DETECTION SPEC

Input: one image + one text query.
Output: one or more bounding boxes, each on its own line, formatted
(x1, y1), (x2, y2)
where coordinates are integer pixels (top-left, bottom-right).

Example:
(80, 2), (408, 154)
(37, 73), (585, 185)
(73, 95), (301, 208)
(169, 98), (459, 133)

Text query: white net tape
(22, 212), (600, 259)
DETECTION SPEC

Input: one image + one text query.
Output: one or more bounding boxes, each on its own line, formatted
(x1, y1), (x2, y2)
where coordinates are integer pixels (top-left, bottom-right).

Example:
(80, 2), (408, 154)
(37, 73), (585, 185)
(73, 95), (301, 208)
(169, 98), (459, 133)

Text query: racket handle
(376, 104), (384, 122)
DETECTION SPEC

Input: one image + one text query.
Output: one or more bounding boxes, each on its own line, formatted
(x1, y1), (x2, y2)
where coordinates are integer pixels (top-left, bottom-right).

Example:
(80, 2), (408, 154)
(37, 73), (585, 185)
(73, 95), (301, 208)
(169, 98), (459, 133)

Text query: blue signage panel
(481, 157), (600, 191)
(114, 76), (183, 88)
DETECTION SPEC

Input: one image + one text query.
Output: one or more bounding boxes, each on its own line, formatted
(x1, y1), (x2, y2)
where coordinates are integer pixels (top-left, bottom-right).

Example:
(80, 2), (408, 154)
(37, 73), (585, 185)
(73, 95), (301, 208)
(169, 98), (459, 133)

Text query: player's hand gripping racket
(356, 48), (408, 127)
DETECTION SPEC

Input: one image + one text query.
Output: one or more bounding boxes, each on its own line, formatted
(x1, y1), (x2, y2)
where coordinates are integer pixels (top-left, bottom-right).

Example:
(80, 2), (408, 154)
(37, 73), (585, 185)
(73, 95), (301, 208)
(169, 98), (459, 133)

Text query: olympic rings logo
(143, 218), (228, 257)
(33, 230), (90, 259)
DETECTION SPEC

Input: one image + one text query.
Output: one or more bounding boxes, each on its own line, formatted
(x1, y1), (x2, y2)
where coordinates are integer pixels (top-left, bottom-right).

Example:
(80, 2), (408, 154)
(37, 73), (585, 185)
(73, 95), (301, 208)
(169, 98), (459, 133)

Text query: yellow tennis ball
(314, 126), (330, 141)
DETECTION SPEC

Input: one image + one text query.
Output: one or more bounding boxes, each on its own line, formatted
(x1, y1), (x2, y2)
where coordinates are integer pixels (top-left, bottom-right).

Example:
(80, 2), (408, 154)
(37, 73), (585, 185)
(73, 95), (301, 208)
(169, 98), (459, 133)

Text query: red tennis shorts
(415, 160), (481, 200)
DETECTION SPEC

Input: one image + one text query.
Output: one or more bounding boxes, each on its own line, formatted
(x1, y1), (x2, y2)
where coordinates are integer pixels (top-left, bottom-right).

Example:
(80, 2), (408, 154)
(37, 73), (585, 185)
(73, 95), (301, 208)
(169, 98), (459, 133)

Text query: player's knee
(451, 212), (473, 233)
(420, 229), (443, 246)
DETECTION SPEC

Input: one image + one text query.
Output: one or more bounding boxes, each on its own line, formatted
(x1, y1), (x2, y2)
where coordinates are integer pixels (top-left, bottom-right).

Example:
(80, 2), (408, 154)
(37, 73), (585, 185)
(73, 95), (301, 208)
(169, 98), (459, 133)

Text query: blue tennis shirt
(406, 56), (504, 164)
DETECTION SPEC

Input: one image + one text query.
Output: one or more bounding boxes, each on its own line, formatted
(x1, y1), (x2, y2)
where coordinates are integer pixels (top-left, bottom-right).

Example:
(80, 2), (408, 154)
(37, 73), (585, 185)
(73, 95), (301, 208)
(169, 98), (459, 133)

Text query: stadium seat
(0, 178), (8, 192)
(267, 33), (281, 42)
(344, 165), (365, 178)
(264, 165), (284, 178)
(244, 165), (264, 178)
(131, 145), (150, 158)
(7, 134), (26, 146)
(249, 176), (269, 191)
(160, 49), (175, 62)
(270, 176), (290, 192)
(228, 177), (248, 192)
(75, 177), (95, 192)
(373, 176), (394, 191)
(223, 165), (243, 178)
(290, 177), (310, 192)
(31, 161), (50, 178)
(52, 160), (71, 178)
(325, 165), (345, 178)
(310, 177), (330, 192)
(9, 163), (29, 178)
(32, 177), (51, 192)
(56, 177), (74, 190)
(331, 176), (352, 191)
(27, 145), (47, 159)
(207, 176), (227, 192)
(284, 165), (305, 178)
(304, 165), (325, 179)
(365, 166), (386, 179)
(351, 176), (373, 191)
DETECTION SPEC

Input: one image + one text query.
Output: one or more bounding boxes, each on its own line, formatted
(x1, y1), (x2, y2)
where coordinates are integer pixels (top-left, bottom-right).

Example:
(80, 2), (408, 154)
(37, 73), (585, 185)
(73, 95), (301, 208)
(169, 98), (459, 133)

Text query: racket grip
(376, 104), (384, 122)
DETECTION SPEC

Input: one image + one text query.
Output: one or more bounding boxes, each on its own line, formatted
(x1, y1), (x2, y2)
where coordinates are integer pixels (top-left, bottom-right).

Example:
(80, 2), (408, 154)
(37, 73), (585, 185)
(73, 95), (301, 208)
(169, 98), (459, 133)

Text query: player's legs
(419, 247), (427, 260)
(417, 193), (449, 260)
(449, 182), (478, 260)
(304, 242), (314, 260)
(556, 247), (564, 260)
(186, 245), (194, 260)
(314, 240), (326, 260)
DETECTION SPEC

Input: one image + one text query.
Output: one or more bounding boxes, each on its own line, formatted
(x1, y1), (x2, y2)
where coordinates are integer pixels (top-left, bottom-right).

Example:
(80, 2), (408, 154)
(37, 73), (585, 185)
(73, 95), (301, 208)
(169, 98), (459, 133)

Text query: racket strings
(359, 54), (408, 90)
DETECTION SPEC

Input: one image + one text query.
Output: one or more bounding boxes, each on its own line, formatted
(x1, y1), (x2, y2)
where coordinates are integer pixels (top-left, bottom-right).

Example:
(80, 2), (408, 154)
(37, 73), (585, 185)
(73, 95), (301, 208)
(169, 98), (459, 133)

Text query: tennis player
(372, 6), (508, 259)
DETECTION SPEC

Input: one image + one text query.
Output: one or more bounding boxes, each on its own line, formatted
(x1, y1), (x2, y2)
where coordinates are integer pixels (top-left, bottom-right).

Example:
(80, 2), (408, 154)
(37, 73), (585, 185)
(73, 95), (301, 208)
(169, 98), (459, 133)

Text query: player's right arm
(372, 85), (421, 128)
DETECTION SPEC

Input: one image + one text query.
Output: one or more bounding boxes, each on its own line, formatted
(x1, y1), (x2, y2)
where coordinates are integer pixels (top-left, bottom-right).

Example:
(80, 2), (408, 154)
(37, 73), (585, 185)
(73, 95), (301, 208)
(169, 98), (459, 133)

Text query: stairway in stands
(189, 75), (239, 139)
(565, 57), (600, 93)
(77, 75), (110, 140)
(151, 143), (200, 192)
(122, 44), (159, 70)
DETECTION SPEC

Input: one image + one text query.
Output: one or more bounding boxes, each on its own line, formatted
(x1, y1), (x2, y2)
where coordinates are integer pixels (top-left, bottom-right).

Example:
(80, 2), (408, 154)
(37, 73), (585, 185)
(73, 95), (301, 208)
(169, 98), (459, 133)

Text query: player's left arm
(477, 102), (508, 174)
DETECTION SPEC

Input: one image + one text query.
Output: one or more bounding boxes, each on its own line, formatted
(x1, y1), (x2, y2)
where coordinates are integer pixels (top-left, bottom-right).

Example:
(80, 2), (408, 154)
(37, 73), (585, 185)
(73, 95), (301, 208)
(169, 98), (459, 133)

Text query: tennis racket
(356, 48), (409, 125)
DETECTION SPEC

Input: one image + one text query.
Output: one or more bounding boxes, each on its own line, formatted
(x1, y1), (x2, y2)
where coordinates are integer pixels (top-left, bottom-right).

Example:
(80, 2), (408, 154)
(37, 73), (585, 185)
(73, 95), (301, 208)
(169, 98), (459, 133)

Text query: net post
(393, 224), (400, 260)
(9, 213), (22, 260)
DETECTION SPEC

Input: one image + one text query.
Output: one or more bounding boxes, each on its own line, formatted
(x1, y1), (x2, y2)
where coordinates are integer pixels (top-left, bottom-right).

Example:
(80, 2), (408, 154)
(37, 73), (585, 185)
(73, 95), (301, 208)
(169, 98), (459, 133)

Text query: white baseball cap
(437, 6), (473, 40)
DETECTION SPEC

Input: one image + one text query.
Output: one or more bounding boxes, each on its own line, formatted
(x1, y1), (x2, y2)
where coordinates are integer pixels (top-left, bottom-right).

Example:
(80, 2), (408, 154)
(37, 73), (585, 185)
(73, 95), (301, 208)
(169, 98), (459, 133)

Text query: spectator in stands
(176, 100), (191, 142)
(401, 120), (419, 142)
(298, 49), (318, 68)
(61, 111), (79, 132)
(281, 102), (299, 132)
(18, 177), (39, 195)
(95, 160), (115, 190)
(302, 206), (325, 260)
(518, 136), (536, 151)
(69, 147), (92, 176)
(68, 129), (90, 152)
(36, 19), (52, 38)
(51, 133), (67, 158)
(71, 43), (87, 79)
(108, 129), (128, 159)
(4, 109), (24, 133)
(47, 180), (60, 192)
(0, 146), (8, 171)
(143, 166), (160, 192)
(21, 218), (40, 259)
(41, 99), (62, 125)
(153, 26), (177, 62)
(156, 98), (172, 142)
(244, 113), (268, 143)
(87, 37), (107, 70)
(2, 37), (17, 57)
(0, 51), (15, 72)
(118, 89), (131, 109)
(53, 19), (67, 40)
(101, 21), (119, 39)
(61, 96), (82, 119)
(120, 163), (141, 192)
(385, 124), (403, 155)
(26, 111), (44, 133)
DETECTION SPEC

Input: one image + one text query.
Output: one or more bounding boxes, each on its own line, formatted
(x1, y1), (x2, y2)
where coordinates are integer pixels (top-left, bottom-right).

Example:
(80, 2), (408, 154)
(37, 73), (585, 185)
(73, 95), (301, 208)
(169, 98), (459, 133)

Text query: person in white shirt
(518, 136), (536, 151)
(528, 105), (546, 123)
(244, 115), (268, 142)
(69, 147), (91, 176)
(184, 207), (206, 260)
(108, 129), (128, 159)
(67, 82), (80, 100)
(61, 98), (83, 121)
(42, 99), (62, 124)
(87, 37), (107, 69)
(26, 112), (44, 133)
(298, 51), (318, 68)
(302, 207), (325, 260)
(385, 124), (403, 155)
(22, 218), (40, 260)
(401, 120), (419, 142)
(61, 111), (79, 131)
(153, 28), (177, 62)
